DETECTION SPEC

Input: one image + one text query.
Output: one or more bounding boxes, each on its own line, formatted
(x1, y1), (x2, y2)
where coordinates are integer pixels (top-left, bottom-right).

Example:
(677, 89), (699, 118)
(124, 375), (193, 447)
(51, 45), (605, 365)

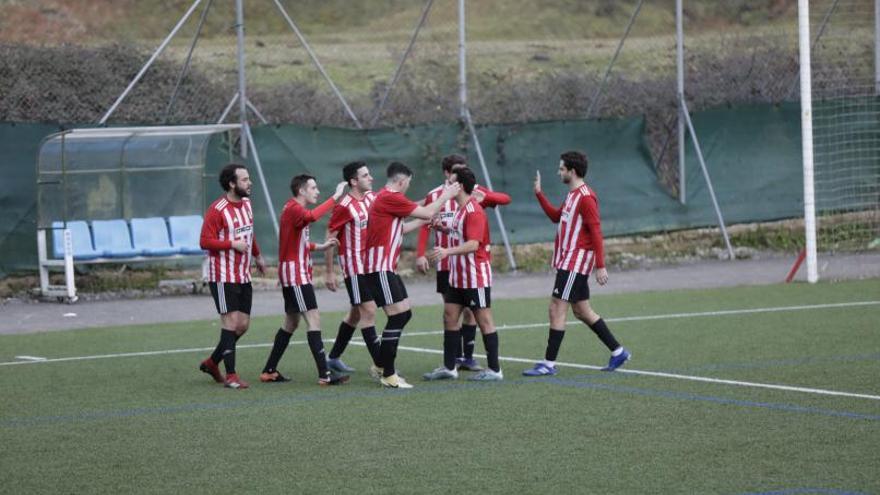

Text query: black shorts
(365, 271), (408, 308)
(445, 286), (491, 310)
(282, 284), (318, 314)
(344, 274), (374, 306)
(209, 282), (253, 315)
(552, 269), (590, 303)
(436, 270), (450, 295)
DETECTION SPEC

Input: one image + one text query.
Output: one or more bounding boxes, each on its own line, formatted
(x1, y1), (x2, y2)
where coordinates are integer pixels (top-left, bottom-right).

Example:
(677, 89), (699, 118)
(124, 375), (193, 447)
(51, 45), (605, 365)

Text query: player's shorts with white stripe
(444, 286), (491, 309)
(365, 271), (408, 307)
(282, 283), (318, 314)
(344, 274), (374, 306)
(552, 269), (590, 302)
(209, 282), (253, 315)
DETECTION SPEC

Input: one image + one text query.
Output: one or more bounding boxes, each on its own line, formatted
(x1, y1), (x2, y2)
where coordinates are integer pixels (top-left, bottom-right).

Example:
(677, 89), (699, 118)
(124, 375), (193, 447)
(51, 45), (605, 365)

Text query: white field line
(14, 356), (47, 361)
(388, 343), (880, 401)
(1, 300), (878, 401)
(401, 300), (880, 338)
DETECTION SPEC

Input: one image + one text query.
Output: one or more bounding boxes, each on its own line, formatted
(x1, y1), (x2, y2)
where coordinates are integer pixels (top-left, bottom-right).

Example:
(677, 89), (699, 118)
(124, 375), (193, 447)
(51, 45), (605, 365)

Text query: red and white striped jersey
(200, 196), (261, 284)
(536, 183), (605, 275)
(328, 191), (375, 278)
(278, 197), (335, 287)
(448, 198), (492, 289)
(365, 187), (418, 273)
(417, 184), (511, 271)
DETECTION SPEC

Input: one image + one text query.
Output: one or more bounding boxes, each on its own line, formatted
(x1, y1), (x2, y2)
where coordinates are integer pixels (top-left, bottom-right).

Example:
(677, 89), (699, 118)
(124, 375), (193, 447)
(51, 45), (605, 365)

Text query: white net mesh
(810, 0), (880, 251)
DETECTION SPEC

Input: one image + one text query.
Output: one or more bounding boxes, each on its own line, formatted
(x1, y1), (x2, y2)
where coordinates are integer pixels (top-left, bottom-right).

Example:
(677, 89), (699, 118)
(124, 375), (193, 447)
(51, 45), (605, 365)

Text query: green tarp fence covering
(1, 102), (806, 277)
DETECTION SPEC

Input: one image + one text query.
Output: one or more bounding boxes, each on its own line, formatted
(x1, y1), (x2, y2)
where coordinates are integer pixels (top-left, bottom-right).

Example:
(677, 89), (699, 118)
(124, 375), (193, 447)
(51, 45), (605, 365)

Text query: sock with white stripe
(219, 329), (237, 374)
(482, 332), (500, 372)
(263, 328), (292, 373)
(329, 321), (356, 360)
(380, 310), (412, 377)
(443, 330), (459, 371)
(361, 326), (382, 366)
(307, 330), (329, 378)
(460, 324), (477, 360)
(545, 328), (565, 362)
(588, 318), (620, 352)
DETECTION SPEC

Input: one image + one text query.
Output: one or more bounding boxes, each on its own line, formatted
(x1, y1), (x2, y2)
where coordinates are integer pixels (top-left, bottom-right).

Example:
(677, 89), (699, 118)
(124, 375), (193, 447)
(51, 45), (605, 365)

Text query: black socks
(329, 321), (356, 360)
(263, 328), (292, 373)
(588, 318), (620, 352)
(545, 328), (565, 362)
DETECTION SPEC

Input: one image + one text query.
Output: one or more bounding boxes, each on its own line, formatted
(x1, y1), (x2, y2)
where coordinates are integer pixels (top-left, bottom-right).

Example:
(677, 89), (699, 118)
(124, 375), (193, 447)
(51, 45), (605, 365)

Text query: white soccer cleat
(380, 373), (414, 389)
(469, 369), (503, 381)
(422, 366), (459, 381)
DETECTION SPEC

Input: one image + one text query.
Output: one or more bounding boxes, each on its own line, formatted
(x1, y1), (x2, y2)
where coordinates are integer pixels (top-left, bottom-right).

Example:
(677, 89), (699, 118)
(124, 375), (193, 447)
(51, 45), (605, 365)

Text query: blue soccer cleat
(327, 358), (355, 373)
(522, 362), (558, 377)
(455, 357), (484, 372)
(602, 348), (631, 371)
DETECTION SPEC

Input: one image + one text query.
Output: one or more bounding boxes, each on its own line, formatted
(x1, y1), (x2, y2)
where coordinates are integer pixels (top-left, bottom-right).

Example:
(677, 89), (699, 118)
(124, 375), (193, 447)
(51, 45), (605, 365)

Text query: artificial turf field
(1, 279), (878, 494)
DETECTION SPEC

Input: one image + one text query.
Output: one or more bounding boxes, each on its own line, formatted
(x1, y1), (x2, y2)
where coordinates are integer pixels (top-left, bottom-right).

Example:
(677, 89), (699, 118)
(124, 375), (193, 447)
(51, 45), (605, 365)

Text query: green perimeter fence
(1, 102), (809, 277)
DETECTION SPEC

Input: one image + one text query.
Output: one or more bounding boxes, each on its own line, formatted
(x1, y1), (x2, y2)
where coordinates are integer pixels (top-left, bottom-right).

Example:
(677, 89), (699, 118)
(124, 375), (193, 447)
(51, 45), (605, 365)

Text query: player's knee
(387, 309), (412, 329)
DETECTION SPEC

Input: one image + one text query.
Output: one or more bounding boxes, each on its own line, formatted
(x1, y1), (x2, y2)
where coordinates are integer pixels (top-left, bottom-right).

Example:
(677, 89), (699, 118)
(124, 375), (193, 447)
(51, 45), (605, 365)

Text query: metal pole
(464, 110), (517, 271)
(875, 0), (880, 94)
(680, 98), (735, 260)
(676, 0), (686, 204)
(273, 0), (362, 129)
(99, 0), (204, 124)
(246, 100), (269, 125)
(164, 0), (213, 123)
(216, 92), (239, 124)
(786, 0), (841, 100)
(586, 0), (645, 119)
(458, 0), (467, 120)
(798, 0), (819, 283)
(235, 0), (248, 158)
(370, 0), (434, 127)
(244, 123), (280, 237)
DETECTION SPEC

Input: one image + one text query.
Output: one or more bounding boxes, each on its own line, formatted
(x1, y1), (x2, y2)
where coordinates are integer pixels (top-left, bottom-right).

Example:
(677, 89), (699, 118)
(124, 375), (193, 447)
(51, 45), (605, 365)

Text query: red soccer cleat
(199, 358), (224, 383)
(224, 373), (249, 389)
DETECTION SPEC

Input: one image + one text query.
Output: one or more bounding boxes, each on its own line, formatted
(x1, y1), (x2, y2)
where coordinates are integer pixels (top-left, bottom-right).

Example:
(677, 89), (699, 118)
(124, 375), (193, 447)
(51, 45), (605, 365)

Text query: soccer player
(322, 161), (382, 373)
(415, 154), (511, 372)
(523, 151), (630, 377)
(198, 163), (267, 389)
(365, 161), (460, 389)
(259, 174), (350, 386)
(423, 167), (503, 382)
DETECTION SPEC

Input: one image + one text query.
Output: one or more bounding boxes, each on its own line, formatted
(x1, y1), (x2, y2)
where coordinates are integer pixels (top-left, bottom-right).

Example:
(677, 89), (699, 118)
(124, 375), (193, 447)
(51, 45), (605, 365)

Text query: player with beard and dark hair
(198, 163), (267, 389)
(322, 161), (383, 375)
(523, 150), (630, 377)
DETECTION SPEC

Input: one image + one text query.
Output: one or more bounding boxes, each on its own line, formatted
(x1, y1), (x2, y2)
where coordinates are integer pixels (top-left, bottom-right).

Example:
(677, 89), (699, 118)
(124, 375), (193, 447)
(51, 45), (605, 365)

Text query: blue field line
(543, 376), (880, 422)
(676, 353), (880, 374)
(736, 489), (870, 495)
(3, 372), (880, 428)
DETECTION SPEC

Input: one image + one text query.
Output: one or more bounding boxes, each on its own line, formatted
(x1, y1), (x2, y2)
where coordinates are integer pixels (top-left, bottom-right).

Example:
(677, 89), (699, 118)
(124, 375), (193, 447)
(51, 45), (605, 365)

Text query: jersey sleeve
(305, 197), (336, 223)
(463, 209), (486, 243)
(199, 208), (232, 252)
(385, 193), (419, 218)
(476, 186), (511, 208)
(580, 195), (605, 268)
(535, 191), (562, 223)
(327, 203), (352, 234)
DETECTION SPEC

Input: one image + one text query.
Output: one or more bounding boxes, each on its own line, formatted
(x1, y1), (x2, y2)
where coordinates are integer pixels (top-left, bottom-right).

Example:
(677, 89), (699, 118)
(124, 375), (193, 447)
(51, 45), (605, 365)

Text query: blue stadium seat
(51, 221), (102, 260)
(131, 217), (179, 256)
(91, 220), (140, 258)
(168, 215), (204, 254)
